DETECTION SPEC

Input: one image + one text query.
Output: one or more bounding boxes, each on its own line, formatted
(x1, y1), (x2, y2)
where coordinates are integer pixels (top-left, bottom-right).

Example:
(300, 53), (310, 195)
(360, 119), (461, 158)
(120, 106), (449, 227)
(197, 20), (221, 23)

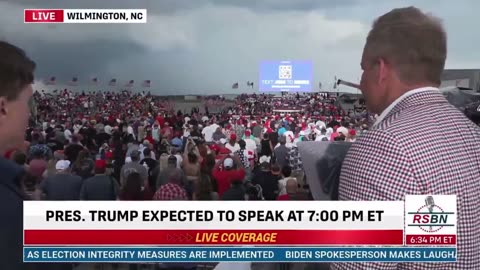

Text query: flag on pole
(232, 82), (239, 89)
(108, 79), (117, 86)
(125, 80), (134, 87)
(45, 76), (56, 85)
(68, 77), (78, 86)
(91, 77), (98, 85)
(333, 76), (338, 89)
(141, 80), (151, 88)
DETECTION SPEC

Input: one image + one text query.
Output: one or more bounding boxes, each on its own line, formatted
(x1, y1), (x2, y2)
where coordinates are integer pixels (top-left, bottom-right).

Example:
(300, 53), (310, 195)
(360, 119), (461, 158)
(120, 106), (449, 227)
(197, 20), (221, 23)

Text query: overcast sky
(1, 0), (478, 95)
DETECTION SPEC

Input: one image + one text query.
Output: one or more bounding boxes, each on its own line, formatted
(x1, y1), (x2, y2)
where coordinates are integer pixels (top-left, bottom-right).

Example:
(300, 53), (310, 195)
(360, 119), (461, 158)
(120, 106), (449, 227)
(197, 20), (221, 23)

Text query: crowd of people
(3, 88), (368, 270)
(16, 88), (369, 202)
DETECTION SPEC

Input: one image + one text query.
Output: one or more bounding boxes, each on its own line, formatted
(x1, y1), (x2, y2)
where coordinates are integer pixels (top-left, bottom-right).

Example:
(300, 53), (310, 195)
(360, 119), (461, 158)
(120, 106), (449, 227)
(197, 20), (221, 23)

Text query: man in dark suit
(333, 7), (479, 270)
(0, 41), (36, 269)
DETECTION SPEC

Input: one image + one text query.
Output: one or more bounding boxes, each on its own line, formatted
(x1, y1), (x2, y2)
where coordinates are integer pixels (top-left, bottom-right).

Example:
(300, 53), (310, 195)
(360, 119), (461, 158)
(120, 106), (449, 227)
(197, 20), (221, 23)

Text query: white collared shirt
(373, 86), (438, 128)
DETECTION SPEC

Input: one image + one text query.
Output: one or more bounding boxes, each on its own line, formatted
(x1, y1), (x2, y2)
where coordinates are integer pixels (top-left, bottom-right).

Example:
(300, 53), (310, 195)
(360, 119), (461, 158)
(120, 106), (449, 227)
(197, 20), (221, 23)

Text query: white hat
(337, 126), (349, 136)
(55, 160), (71, 171)
(259, 156), (271, 164)
(223, 158), (234, 169)
(219, 138), (227, 145)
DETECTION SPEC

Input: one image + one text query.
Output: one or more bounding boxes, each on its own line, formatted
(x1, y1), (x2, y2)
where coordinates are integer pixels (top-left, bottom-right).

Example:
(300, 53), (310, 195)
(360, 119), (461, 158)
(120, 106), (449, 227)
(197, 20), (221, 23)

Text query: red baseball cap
(95, 159), (106, 169)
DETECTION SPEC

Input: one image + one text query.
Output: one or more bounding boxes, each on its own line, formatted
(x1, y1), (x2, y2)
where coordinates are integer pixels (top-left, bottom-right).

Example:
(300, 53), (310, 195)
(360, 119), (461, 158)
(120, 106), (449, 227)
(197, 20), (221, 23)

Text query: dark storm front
(44, 210), (385, 223)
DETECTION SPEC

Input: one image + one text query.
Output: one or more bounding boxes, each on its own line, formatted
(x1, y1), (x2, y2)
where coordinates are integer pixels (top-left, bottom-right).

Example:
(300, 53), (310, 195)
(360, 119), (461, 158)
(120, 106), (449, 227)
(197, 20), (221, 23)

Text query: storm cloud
(0, 0), (478, 95)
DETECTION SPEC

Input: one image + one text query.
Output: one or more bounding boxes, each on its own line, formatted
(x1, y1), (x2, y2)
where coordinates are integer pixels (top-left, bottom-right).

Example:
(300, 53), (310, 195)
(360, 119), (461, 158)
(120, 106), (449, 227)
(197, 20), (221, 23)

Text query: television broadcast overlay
(24, 9), (147, 24)
(23, 199), (457, 263)
(405, 195), (457, 246)
(259, 60), (313, 92)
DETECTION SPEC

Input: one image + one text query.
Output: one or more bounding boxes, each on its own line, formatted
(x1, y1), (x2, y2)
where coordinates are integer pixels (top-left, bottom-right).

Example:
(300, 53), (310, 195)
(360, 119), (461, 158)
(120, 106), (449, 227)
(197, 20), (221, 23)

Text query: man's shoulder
(0, 181), (23, 206)
(376, 100), (480, 145)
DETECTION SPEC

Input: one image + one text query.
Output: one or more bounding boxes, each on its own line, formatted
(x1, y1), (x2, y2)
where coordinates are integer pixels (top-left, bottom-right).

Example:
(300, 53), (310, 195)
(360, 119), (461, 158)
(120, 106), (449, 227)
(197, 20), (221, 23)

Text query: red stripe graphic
(24, 229), (403, 246)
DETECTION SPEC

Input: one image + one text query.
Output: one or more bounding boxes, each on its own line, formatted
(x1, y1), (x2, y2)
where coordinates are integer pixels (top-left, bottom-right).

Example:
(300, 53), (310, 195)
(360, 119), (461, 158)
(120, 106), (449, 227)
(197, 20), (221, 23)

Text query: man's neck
(378, 83), (437, 114)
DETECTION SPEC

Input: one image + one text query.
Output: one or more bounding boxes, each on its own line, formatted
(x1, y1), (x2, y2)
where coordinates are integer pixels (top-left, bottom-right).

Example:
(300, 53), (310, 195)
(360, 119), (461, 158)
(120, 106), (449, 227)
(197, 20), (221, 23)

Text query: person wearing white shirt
(174, 152), (183, 169)
(104, 125), (112, 135)
(315, 120), (326, 129)
(315, 128), (328, 141)
(127, 125), (136, 140)
(73, 123), (82, 134)
(283, 130), (294, 144)
(152, 124), (160, 142)
(225, 134), (240, 153)
(202, 123), (219, 143)
(243, 130), (257, 156)
(64, 128), (72, 143)
(201, 123), (213, 142)
(183, 125), (191, 138)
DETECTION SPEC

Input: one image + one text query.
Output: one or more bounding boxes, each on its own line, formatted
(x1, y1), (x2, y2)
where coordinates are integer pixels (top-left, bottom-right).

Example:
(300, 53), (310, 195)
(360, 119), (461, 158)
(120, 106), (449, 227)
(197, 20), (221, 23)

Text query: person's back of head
(32, 133), (41, 144)
(167, 155), (177, 168)
(94, 159), (106, 175)
(187, 152), (198, 164)
(245, 182), (263, 201)
(196, 173), (213, 200)
(0, 41), (35, 152)
(55, 159), (71, 173)
(271, 164), (281, 175)
(231, 178), (243, 187)
(223, 157), (234, 171)
(334, 134), (346, 141)
(362, 7), (446, 114)
(286, 178), (298, 195)
(130, 150), (141, 162)
(279, 136), (287, 145)
(281, 165), (292, 178)
(122, 172), (143, 200)
(238, 140), (246, 150)
(168, 168), (183, 185)
(143, 148), (151, 159)
(13, 151), (27, 166)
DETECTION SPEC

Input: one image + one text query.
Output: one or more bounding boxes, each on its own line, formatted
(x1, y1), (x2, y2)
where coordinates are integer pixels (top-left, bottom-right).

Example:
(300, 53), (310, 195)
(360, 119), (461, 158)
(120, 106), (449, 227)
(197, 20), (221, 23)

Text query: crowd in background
(5, 89), (370, 269)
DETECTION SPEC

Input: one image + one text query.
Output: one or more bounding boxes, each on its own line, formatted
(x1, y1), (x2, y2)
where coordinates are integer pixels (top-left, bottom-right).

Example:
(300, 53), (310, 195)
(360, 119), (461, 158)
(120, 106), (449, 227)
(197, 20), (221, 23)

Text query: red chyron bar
(24, 9), (63, 23)
(24, 229), (403, 246)
(24, 9), (147, 23)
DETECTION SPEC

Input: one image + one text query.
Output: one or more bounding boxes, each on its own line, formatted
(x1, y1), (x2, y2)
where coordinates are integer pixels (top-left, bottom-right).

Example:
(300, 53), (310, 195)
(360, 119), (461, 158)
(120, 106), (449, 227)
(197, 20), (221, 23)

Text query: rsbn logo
(408, 196), (455, 233)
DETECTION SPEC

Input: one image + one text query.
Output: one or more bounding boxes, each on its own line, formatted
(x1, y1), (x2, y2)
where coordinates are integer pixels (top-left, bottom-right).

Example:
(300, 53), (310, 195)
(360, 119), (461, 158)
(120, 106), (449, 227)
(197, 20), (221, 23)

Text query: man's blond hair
(365, 6), (447, 85)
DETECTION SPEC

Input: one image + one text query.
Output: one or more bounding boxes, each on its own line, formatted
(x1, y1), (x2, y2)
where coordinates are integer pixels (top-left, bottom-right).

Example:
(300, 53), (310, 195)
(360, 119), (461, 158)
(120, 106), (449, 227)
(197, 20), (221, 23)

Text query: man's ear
(377, 57), (390, 86)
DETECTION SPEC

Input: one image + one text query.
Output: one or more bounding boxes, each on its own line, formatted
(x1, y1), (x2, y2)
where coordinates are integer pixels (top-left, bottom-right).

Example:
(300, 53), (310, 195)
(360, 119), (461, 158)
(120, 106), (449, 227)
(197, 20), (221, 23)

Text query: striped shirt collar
(373, 86), (439, 128)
